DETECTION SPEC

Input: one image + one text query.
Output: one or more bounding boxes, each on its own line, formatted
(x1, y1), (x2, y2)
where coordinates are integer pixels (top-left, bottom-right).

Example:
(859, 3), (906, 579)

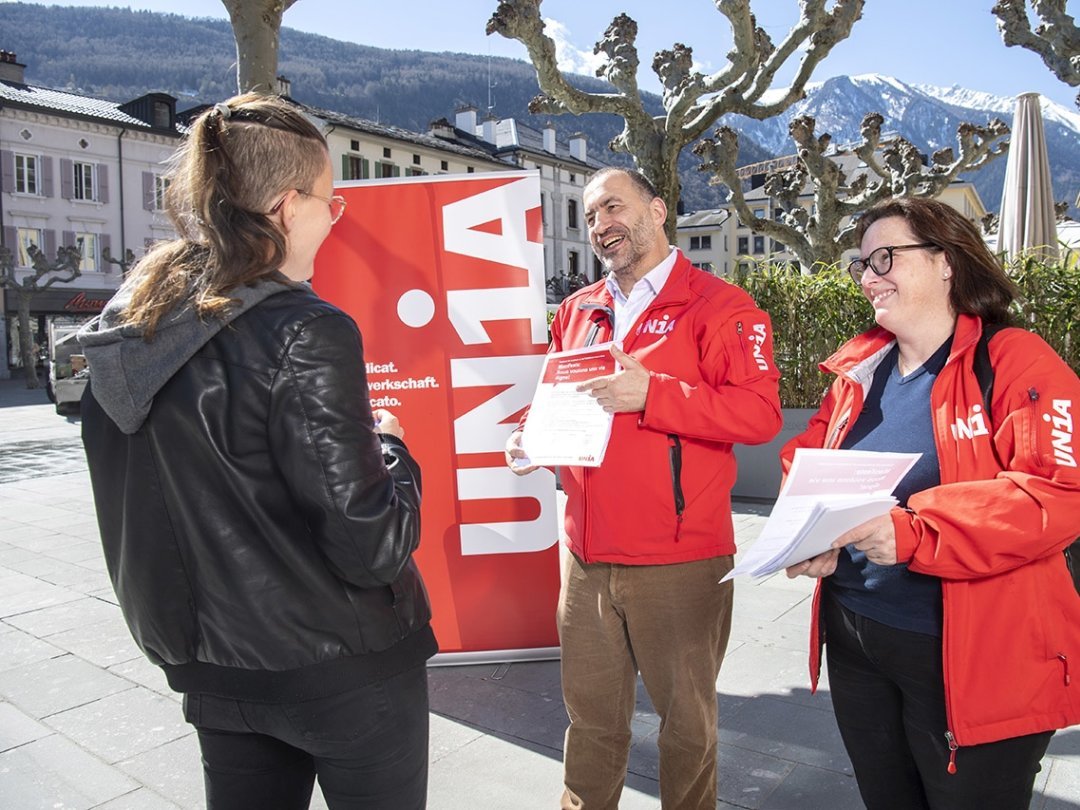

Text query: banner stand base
(429, 646), (560, 667)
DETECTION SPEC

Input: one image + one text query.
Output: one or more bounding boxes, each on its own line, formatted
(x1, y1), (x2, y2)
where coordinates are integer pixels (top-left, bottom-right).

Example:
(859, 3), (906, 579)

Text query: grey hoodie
(77, 279), (292, 434)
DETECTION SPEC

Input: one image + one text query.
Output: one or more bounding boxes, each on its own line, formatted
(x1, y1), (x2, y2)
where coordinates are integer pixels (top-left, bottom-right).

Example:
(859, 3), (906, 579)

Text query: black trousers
(823, 594), (1052, 809)
(182, 664), (429, 810)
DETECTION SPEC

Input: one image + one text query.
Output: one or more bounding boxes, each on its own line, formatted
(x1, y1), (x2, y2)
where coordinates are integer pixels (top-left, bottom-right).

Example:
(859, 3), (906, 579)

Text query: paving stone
(0, 626), (65, 674)
(5, 555), (110, 592)
(430, 712), (487, 764)
(115, 732), (204, 810)
(732, 582), (814, 624)
(92, 787), (183, 809)
(759, 762), (864, 810)
(0, 732), (139, 808)
(109, 655), (177, 699)
(1047, 725), (1080, 757)
(716, 743), (798, 810)
(47, 614), (143, 668)
(0, 542), (37, 566)
(46, 687), (190, 764)
(429, 667), (568, 751)
(1, 595), (121, 638)
(1041, 756), (1080, 809)
(719, 695), (851, 773)
(46, 539), (103, 564)
(0, 701), (53, 752)
(0, 652), (134, 718)
(427, 731), (660, 810)
(719, 642), (832, 711)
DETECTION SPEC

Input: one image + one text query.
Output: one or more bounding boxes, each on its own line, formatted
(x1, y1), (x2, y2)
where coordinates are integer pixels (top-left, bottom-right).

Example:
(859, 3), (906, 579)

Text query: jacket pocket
(668, 433), (685, 521)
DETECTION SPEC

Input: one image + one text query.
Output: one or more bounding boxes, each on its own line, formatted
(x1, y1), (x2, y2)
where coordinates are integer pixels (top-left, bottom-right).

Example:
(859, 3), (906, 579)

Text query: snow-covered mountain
(729, 74), (1080, 216)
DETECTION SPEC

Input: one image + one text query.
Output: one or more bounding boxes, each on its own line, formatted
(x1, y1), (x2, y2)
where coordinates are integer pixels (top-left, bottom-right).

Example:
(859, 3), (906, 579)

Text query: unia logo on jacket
(748, 323), (769, 371)
(637, 314), (677, 336)
(950, 404), (990, 441)
(1045, 399), (1077, 468)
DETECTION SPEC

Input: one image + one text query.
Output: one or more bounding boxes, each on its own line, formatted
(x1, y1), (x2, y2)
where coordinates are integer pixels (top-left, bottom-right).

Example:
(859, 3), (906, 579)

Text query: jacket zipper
(1059, 653), (1071, 686)
(668, 434), (685, 541)
(578, 303), (613, 561)
(944, 730), (958, 774)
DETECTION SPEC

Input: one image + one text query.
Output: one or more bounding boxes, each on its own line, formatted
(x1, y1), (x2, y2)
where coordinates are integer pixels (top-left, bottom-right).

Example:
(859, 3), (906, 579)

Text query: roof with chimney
(489, 118), (610, 171)
(302, 103), (513, 166)
(0, 51), (184, 135)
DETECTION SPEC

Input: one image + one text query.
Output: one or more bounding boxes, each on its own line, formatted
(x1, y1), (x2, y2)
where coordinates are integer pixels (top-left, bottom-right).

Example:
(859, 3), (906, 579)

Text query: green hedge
(731, 249), (1080, 408)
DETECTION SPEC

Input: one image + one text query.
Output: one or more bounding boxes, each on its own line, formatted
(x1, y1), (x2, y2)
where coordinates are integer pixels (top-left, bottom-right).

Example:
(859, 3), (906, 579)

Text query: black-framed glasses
(847, 243), (936, 283)
(269, 190), (347, 225)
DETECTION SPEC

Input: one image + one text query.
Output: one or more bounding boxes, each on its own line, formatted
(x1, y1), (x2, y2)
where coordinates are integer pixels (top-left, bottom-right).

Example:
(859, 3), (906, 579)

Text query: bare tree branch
(487, 0), (865, 237)
(694, 114), (1010, 270)
(992, 0), (1080, 107)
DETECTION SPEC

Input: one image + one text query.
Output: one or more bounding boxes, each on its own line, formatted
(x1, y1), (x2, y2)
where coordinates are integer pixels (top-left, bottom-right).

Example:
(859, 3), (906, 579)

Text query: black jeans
(823, 594), (1052, 810)
(182, 664), (429, 810)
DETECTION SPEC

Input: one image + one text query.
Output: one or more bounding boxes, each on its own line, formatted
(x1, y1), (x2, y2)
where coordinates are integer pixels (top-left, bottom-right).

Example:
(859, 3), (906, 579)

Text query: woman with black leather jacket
(78, 93), (436, 810)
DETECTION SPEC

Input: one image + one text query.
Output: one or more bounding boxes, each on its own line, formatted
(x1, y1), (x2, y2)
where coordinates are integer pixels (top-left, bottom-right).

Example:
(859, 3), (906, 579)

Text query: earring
(942, 273), (951, 280)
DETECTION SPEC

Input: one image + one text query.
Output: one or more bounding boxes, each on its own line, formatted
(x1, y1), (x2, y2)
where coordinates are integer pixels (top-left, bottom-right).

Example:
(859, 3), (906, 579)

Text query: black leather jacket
(81, 286), (435, 700)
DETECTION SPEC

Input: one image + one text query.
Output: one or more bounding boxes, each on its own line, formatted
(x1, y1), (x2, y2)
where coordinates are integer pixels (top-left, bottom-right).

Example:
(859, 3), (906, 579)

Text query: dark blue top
(829, 338), (952, 636)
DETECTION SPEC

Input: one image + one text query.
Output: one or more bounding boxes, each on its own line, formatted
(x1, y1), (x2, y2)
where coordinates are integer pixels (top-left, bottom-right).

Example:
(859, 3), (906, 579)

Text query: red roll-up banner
(313, 171), (561, 660)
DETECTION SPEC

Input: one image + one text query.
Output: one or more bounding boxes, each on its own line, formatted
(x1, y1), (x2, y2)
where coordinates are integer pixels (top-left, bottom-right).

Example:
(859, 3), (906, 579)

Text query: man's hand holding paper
(518, 342), (629, 467)
(576, 345), (650, 413)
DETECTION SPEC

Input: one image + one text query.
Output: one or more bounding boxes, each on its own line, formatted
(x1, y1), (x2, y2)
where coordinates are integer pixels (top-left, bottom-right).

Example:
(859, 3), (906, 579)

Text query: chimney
(543, 122), (556, 154)
(428, 117), (455, 139)
(455, 104), (478, 134)
(276, 75), (292, 97)
(481, 113), (498, 144)
(0, 51), (26, 83)
(569, 132), (587, 162)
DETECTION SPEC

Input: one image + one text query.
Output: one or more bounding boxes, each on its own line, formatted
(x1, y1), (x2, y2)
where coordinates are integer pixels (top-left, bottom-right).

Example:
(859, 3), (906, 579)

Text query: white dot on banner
(398, 289), (435, 328)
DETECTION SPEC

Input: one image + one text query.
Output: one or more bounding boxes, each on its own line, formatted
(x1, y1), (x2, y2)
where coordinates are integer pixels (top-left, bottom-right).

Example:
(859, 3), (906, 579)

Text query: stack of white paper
(722, 449), (920, 582)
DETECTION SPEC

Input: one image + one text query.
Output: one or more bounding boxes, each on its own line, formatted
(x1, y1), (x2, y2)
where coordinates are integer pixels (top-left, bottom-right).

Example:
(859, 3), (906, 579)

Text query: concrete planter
(732, 408), (816, 501)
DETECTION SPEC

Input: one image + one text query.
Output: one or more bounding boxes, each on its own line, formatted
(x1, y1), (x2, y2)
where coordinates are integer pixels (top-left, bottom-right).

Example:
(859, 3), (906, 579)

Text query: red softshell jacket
(542, 252), (782, 565)
(782, 314), (1080, 748)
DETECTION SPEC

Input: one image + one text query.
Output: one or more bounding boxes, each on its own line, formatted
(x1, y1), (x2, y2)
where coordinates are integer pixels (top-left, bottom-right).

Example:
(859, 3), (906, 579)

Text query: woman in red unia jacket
(783, 197), (1080, 809)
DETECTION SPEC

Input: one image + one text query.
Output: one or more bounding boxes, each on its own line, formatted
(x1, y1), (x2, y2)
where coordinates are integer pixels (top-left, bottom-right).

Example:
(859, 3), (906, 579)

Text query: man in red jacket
(505, 167), (782, 810)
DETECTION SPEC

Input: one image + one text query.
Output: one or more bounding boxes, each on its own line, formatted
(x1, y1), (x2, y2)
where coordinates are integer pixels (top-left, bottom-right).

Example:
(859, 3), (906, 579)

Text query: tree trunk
(220, 0), (298, 94)
(16, 297), (39, 389)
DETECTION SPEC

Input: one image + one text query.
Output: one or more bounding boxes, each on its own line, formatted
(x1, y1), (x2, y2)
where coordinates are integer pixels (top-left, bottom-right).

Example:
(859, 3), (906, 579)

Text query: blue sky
(14, 0), (1079, 108)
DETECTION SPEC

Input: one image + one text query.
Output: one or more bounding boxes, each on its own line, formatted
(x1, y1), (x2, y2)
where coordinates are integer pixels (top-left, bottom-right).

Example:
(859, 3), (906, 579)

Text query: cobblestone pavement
(0, 377), (1077, 809)
(0, 438), (87, 483)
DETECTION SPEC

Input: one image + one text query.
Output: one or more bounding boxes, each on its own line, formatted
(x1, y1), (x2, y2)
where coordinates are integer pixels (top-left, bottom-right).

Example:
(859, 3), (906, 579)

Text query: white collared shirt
(604, 246), (677, 343)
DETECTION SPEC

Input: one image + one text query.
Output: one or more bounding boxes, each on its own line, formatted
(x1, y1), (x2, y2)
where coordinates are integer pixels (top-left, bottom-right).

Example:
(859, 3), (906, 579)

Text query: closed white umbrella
(998, 92), (1059, 261)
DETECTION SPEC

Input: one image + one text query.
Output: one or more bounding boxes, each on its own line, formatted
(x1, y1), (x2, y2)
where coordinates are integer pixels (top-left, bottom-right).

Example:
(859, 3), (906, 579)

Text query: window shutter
(374, 161), (382, 178)
(43, 229), (57, 258)
(2, 226), (16, 250)
(0, 150), (13, 193)
(142, 172), (154, 211)
(97, 164), (109, 204)
(62, 230), (77, 248)
(392, 165), (400, 177)
(361, 158), (369, 179)
(341, 154), (351, 180)
(40, 156), (54, 197)
(99, 233), (111, 263)
(60, 158), (74, 200)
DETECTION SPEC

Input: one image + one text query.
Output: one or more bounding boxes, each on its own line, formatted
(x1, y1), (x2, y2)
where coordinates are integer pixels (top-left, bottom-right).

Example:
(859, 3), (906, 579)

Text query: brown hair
(122, 92), (329, 336)
(854, 197), (1017, 325)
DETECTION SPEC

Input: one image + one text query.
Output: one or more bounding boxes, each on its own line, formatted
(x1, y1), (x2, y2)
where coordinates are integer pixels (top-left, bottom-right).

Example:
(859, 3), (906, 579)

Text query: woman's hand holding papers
(785, 549), (840, 579)
(786, 512), (899, 577)
(833, 513), (897, 566)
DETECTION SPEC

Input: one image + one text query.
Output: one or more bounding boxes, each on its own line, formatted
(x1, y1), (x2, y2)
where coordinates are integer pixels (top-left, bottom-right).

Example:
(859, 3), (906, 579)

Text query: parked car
(46, 323), (89, 416)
